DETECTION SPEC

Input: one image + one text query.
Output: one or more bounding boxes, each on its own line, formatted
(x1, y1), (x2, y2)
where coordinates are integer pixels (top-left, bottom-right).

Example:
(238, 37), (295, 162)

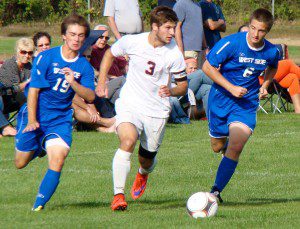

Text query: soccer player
(202, 8), (279, 202)
(96, 6), (188, 211)
(14, 14), (95, 211)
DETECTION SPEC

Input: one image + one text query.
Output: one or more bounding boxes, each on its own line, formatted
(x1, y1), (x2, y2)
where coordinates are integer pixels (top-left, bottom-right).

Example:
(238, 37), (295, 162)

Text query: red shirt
(90, 44), (127, 77)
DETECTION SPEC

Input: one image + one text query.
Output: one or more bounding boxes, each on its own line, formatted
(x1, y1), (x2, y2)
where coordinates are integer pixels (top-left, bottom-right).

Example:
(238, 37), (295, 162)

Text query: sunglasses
(20, 50), (33, 55)
(99, 36), (110, 41)
(37, 43), (50, 47)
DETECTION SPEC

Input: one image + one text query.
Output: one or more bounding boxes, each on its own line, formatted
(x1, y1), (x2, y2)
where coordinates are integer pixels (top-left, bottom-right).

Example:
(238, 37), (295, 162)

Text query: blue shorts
(207, 88), (257, 138)
(15, 104), (73, 152)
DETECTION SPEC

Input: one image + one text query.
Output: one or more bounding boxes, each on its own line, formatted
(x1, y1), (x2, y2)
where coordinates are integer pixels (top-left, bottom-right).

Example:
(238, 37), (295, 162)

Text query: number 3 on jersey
(145, 61), (156, 75)
(53, 78), (71, 93)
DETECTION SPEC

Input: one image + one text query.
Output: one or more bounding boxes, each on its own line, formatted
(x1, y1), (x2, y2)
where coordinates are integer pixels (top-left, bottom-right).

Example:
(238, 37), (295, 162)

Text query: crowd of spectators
(1, 0), (299, 137)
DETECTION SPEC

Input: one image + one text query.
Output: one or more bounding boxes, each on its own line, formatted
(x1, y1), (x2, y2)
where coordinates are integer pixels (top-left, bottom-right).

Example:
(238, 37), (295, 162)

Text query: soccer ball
(186, 192), (218, 218)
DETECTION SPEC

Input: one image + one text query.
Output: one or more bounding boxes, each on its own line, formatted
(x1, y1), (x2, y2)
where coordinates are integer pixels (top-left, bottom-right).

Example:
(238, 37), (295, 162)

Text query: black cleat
(210, 186), (223, 203)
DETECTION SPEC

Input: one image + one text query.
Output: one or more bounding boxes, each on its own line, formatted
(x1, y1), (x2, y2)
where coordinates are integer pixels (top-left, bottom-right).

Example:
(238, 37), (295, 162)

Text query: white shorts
(115, 102), (167, 152)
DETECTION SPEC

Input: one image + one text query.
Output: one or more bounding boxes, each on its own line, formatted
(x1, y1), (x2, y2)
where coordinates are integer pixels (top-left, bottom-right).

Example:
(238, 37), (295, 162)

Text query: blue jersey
(207, 32), (279, 104)
(29, 46), (95, 120)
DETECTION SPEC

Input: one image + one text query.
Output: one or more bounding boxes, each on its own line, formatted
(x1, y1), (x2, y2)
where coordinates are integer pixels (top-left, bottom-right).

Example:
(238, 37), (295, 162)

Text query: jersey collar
(60, 46), (79, 62)
(246, 33), (265, 51)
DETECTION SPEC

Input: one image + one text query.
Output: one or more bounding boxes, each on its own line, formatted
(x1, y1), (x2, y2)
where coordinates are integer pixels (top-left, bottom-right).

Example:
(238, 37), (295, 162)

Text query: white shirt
(103, 0), (143, 34)
(111, 32), (186, 118)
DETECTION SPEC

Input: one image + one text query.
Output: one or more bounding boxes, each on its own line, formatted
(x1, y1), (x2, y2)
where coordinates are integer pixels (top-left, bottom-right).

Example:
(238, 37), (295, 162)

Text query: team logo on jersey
(239, 53), (266, 65)
(53, 67), (81, 79)
(53, 63), (58, 67)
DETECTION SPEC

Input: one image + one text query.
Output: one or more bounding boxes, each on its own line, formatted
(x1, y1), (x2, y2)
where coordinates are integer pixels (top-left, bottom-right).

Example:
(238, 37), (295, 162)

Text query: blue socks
(213, 156), (238, 192)
(33, 169), (61, 209)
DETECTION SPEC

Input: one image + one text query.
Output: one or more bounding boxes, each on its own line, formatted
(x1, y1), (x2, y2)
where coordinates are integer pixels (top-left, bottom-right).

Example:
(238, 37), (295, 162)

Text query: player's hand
(95, 82), (108, 98)
(23, 121), (40, 133)
(229, 85), (248, 98)
(159, 85), (171, 98)
(87, 105), (100, 123)
(63, 67), (75, 84)
(259, 87), (268, 100)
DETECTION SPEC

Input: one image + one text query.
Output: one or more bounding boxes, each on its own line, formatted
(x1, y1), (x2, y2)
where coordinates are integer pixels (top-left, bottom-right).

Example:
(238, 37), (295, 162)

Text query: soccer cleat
(131, 172), (148, 200)
(31, 205), (44, 212)
(111, 193), (128, 211)
(210, 186), (223, 203)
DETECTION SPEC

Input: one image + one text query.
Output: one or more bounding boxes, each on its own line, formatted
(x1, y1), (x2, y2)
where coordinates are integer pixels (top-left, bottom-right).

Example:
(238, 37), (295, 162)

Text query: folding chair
(258, 79), (292, 114)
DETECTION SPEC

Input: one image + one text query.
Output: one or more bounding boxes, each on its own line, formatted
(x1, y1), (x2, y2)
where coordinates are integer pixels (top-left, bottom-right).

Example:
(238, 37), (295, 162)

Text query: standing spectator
(174, 0), (206, 68)
(199, 0), (226, 50)
(33, 32), (51, 59)
(103, 0), (143, 40)
(158, 0), (176, 8)
(0, 38), (34, 137)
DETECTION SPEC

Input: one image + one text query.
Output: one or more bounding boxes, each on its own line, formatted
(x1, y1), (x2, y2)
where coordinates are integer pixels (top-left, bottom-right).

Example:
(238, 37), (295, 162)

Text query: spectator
(174, 0), (207, 68)
(33, 32), (51, 59)
(169, 58), (213, 123)
(103, 0), (143, 40)
(199, 0), (226, 50)
(0, 38), (34, 137)
(72, 30), (116, 132)
(90, 24), (127, 79)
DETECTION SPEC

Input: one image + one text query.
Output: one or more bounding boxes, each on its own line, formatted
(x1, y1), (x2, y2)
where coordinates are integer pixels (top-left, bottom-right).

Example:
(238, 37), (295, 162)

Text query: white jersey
(111, 32), (186, 118)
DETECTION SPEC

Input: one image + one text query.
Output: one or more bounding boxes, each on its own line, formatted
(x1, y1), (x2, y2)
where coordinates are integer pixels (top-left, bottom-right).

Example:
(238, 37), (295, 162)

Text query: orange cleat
(111, 193), (128, 211)
(131, 172), (148, 200)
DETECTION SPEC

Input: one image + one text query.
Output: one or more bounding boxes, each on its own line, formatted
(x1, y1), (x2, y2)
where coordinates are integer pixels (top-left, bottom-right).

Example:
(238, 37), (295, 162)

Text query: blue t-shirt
(199, 0), (225, 49)
(174, 0), (204, 51)
(28, 46), (95, 118)
(207, 32), (279, 101)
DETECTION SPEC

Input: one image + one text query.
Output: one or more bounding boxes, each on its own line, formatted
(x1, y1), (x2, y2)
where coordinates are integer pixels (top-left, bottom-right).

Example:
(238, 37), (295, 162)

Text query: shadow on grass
(55, 198), (187, 210)
(223, 197), (300, 207)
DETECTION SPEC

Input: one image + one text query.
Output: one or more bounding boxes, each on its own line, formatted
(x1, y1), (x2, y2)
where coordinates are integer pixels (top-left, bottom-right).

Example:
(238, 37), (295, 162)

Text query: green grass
(1, 114), (299, 228)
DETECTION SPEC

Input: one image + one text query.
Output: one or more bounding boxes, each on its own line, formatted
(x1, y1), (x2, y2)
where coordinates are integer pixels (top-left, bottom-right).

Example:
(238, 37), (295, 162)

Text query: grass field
(1, 114), (299, 228)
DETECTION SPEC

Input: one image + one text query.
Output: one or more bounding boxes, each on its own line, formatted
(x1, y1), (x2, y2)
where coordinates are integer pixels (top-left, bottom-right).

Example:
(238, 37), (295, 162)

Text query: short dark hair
(33, 32), (51, 47)
(150, 6), (178, 28)
(250, 8), (274, 31)
(61, 13), (90, 37)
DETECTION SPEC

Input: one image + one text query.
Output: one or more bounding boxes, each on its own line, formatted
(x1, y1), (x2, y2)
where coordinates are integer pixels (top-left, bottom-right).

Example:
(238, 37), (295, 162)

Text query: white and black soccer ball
(186, 192), (218, 218)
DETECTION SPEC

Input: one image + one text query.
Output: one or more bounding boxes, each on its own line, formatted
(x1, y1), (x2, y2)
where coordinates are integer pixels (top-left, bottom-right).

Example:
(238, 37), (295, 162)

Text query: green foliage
(0, 0), (299, 26)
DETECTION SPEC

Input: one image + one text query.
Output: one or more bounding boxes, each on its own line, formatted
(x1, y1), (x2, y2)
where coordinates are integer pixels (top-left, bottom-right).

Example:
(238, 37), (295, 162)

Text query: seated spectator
(0, 37), (34, 136)
(72, 30), (116, 132)
(169, 58), (213, 123)
(33, 32), (51, 60)
(90, 24), (127, 80)
(238, 25), (300, 113)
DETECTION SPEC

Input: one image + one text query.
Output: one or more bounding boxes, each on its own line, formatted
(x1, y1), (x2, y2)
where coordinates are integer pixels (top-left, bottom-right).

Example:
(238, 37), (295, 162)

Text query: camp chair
(258, 79), (292, 114)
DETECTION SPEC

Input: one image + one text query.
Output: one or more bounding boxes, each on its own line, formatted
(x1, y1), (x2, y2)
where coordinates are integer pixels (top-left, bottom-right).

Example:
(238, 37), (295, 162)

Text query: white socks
(138, 157), (157, 175)
(112, 149), (132, 195)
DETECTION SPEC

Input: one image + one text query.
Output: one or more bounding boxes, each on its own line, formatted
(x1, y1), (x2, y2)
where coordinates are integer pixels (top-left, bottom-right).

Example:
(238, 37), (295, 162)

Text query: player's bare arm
(23, 87), (40, 133)
(259, 66), (278, 99)
(202, 60), (248, 98)
(63, 67), (95, 103)
(96, 48), (115, 98)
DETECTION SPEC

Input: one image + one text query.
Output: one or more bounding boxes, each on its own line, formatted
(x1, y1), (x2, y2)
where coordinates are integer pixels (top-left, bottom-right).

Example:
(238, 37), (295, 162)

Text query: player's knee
(49, 157), (65, 170)
(120, 138), (136, 152)
(227, 142), (244, 155)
